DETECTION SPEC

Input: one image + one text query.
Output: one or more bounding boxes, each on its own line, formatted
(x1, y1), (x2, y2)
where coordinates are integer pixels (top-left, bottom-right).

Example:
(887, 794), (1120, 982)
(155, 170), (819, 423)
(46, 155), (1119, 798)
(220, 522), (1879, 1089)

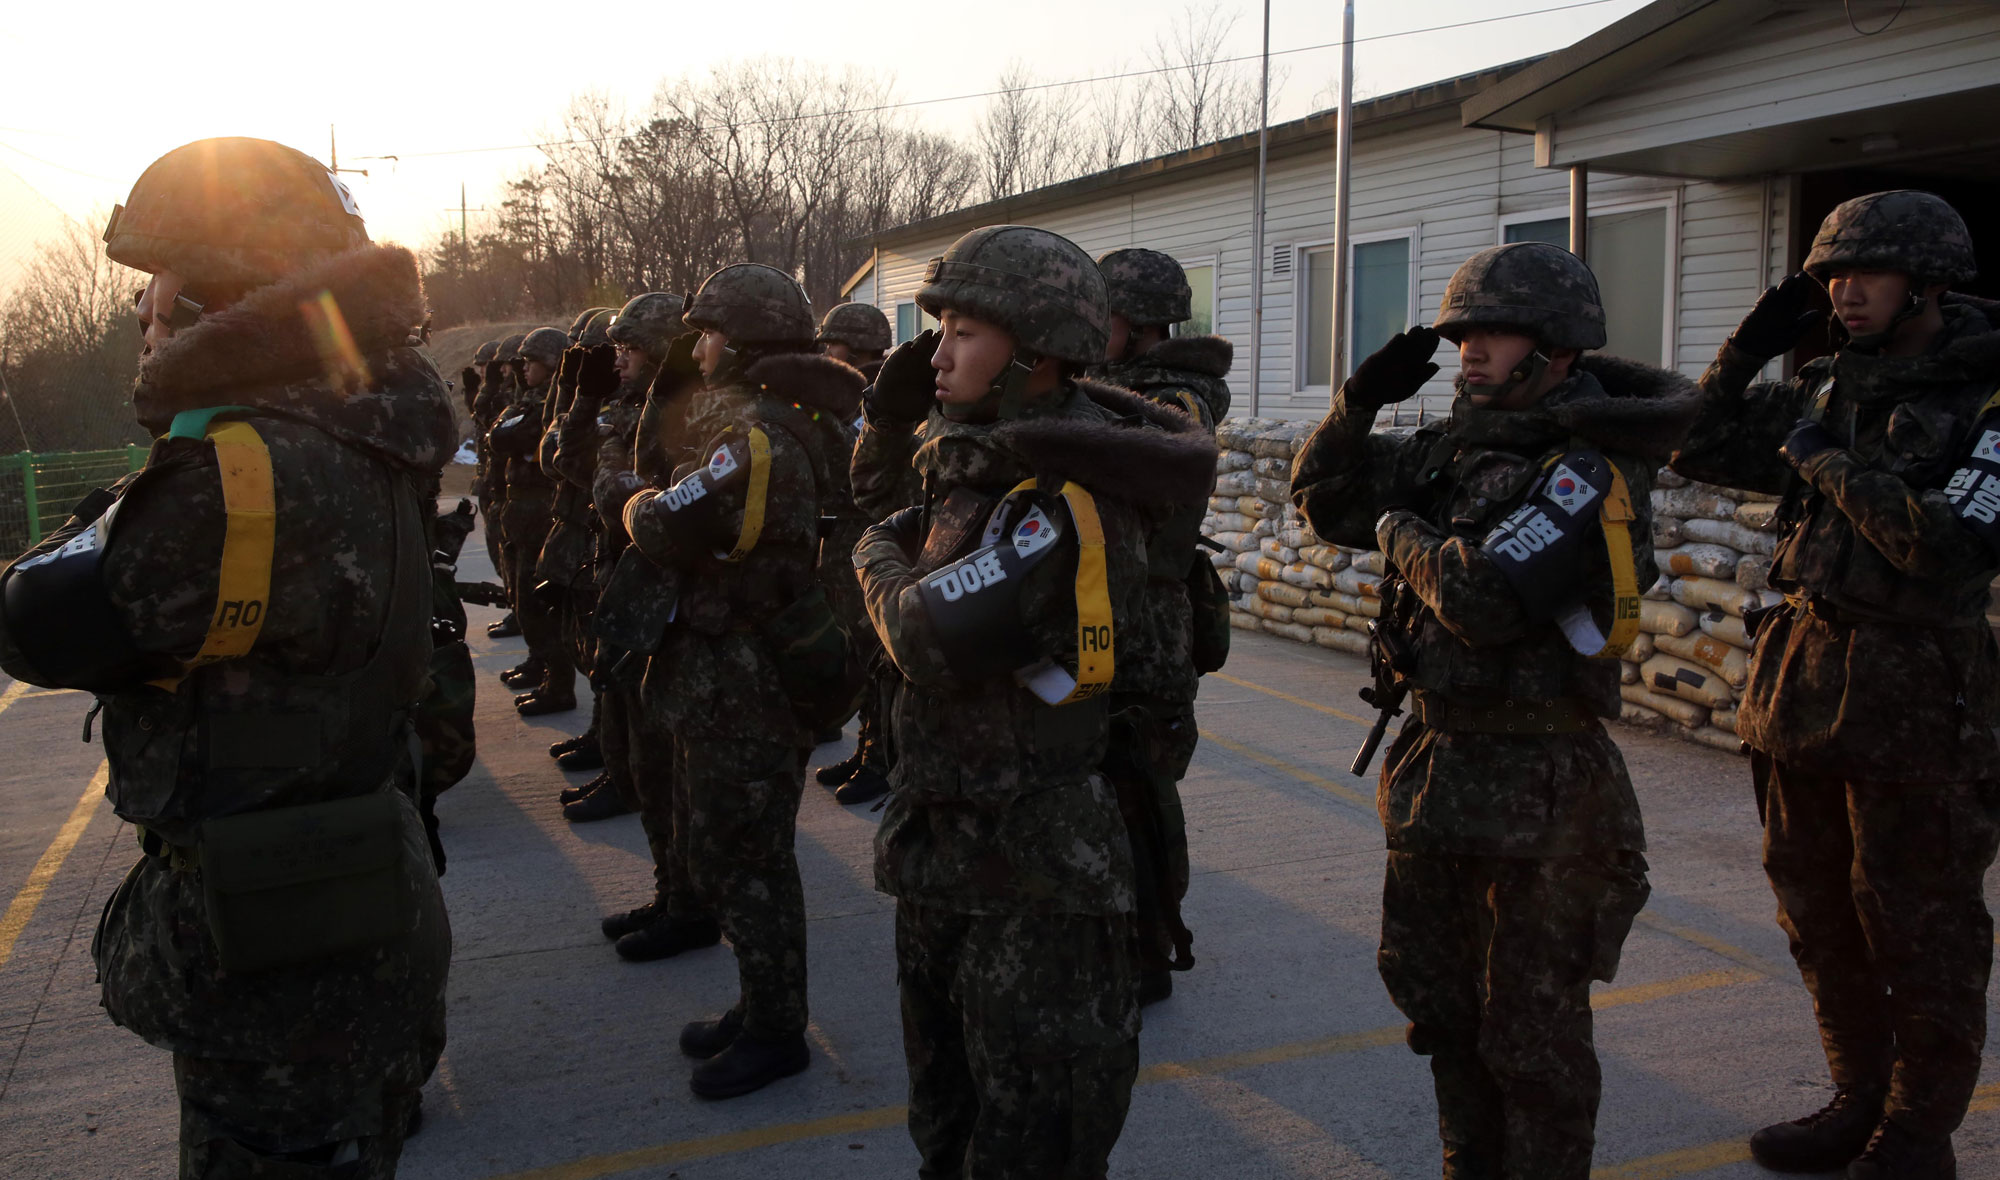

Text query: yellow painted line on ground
(16, 688), (78, 702)
(0, 679), (32, 719)
(484, 966), (1762, 1180)
(1207, 670), (1376, 728)
(0, 761), (107, 970)
(1198, 728), (1373, 808)
(1591, 1081), (2000, 1180)
(1634, 911), (1788, 982)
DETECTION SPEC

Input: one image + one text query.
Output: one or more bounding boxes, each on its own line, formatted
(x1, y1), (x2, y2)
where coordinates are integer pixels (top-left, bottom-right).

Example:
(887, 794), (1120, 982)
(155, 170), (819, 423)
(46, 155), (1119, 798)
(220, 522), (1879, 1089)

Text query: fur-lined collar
(129, 244), (451, 469)
(1093, 335), (1234, 424)
(744, 351), (867, 419)
(918, 379), (1218, 510)
(1446, 354), (1702, 465)
(1814, 297), (2000, 404)
(1134, 335), (1233, 379)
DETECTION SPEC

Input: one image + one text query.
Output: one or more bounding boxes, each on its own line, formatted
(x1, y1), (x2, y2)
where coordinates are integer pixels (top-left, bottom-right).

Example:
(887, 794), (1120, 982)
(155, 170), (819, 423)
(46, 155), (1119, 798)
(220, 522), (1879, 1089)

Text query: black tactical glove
(556, 345), (585, 393)
(880, 506), (924, 556)
(1728, 272), (1821, 359)
(1779, 419), (1840, 470)
(577, 343), (619, 400)
(460, 366), (481, 397)
(482, 360), (503, 392)
(866, 329), (940, 426)
(1345, 327), (1441, 409)
(647, 331), (703, 403)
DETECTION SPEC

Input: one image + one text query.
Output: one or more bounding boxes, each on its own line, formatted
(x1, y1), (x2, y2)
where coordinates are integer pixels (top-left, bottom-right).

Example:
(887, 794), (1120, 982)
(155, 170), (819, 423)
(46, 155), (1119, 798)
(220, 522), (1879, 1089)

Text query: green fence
(0, 447), (149, 557)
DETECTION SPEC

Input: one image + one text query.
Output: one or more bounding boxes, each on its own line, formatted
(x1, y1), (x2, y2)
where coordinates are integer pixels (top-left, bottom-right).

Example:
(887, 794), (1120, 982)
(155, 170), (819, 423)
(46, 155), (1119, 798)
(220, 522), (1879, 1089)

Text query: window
(1180, 263), (1215, 337)
(1503, 206), (1670, 365)
(894, 302), (936, 344)
(1300, 234), (1413, 388)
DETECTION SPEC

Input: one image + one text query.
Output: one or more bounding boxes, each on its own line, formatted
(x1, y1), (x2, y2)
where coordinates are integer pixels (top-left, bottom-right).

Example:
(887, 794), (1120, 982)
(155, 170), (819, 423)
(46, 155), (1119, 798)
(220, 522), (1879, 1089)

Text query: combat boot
(601, 899), (658, 941)
(1847, 1120), (1956, 1180)
(1751, 1084), (1887, 1173)
(563, 780), (632, 822)
(615, 914), (722, 962)
(561, 770), (611, 807)
(500, 657), (544, 688)
(679, 1008), (744, 1059)
(516, 689), (578, 716)
(815, 748), (863, 787)
(487, 611), (521, 638)
(549, 731), (593, 759)
(555, 736), (604, 771)
(835, 765), (889, 805)
(689, 1028), (809, 1099)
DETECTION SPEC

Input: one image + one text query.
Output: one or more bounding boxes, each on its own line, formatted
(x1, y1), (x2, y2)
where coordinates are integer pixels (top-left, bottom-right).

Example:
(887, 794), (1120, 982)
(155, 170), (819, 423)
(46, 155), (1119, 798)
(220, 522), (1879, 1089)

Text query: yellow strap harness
(1593, 463), (1642, 659)
(150, 411), (276, 690)
(721, 426), (772, 563)
(1006, 477), (1114, 704)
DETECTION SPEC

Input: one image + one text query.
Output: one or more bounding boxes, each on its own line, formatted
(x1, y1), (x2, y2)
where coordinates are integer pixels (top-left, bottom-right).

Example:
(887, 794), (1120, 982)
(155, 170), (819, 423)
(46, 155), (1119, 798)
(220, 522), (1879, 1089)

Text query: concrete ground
(2, 531), (1995, 1180)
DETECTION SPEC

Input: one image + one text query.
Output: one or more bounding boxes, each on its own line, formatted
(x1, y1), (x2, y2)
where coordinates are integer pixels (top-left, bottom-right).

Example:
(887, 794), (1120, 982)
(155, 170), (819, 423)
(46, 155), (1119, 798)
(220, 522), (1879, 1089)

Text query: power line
(352, 0), (1631, 162)
(0, 139), (124, 185)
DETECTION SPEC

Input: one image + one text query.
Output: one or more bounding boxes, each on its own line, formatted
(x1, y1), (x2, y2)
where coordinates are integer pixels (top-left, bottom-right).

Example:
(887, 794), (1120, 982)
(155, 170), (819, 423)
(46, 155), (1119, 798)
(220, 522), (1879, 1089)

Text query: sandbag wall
(1205, 418), (1781, 757)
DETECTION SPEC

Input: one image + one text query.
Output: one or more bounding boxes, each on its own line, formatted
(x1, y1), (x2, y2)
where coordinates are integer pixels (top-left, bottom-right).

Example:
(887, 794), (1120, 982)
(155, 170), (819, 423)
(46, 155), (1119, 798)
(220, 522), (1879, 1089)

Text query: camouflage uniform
(621, 266), (855, 1064)
(0, 138), (452, 1179)
(1293, 243), (1697, 1179)
(1089, 248), (1233, 987)
(491, 327), (575, 705)
(851, 225), (1217, 1178)
(1670, 192), (2000, 1152)
(477, 334), (525, 600)
(539, 311), (615, 697)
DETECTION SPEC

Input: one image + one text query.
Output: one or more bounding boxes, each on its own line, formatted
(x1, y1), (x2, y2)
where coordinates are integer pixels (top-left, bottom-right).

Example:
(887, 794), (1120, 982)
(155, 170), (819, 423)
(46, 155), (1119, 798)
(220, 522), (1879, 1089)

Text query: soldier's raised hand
(1346, 326), (1441, 408)
(867, 329), (941, 426)
(1729, 273), (1821, 360)
(577, 344), (619, 400)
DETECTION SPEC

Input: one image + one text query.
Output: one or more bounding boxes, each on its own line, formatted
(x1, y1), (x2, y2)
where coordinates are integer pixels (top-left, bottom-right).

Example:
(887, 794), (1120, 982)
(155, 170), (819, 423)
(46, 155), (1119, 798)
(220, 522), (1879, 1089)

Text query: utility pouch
(594, 547), (678, 657)
(761, 585), (866, 730)
(197, 792), (418, 973)
(1186, 550), (1231, 674)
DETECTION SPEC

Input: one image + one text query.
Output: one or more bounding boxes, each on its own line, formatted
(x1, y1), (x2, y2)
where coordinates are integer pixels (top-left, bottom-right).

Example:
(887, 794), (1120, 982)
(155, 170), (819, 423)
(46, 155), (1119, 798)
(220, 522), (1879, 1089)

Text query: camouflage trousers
(1103, 701), (1197, 975)
(173, 1049), (426, 1180)
(503, 502), (572, 700)
(1379, 849), (1649, 1180)
(677, 735), (808, 1038)
(896, 902), (1140, 1180)
(477, 493), (507, 596)
(599, 677), (700, 912)
(1754, 753), (2000, 1136)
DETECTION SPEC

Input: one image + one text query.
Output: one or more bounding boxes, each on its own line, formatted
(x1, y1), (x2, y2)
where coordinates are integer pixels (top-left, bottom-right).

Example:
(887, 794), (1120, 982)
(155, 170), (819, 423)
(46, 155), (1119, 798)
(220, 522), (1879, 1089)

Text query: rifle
(1350, 576), (1420, 776)
(456, 581), (510, 608)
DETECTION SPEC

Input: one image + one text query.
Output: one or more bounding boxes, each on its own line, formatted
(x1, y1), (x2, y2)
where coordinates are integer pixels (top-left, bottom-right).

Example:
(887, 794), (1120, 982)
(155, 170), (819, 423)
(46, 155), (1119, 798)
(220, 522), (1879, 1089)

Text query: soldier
(807, 300), (893, 788)
(1670, 191), (2000, 1179)
(620, 263), (866, 1095)
(1090, 246), (1234, 1006)
(489, 325), (577, 715)
(850, 225), (1216, 1177)
(1291, 242), (1698, 1179)
(485, 332), (530, 649)
(0, 136), (452, 1178)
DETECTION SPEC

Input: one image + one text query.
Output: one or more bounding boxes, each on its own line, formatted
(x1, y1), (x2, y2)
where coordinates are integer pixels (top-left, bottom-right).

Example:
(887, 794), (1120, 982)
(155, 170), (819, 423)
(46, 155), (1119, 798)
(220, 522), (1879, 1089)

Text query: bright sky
(0, 0), (1651, 298)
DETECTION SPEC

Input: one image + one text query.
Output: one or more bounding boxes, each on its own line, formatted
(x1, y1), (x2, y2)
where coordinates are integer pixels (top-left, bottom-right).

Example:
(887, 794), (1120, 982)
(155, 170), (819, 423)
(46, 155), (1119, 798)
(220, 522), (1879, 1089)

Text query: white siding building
(848, 0), (2000, 423)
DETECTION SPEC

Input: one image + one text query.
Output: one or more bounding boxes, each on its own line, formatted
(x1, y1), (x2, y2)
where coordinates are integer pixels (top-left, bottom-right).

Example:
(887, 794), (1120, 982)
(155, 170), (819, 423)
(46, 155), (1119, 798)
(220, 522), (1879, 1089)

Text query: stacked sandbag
(1204, 418), (1787, 757)
(1623, 469), (1783, 753)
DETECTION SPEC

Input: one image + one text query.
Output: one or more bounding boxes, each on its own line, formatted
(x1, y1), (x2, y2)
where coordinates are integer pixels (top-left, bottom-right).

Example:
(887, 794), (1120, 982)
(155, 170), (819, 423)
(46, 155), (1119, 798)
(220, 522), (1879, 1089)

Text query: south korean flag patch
(1010, 503), (1062, 558)
(1545, 463), (1601, 516)
(707, 442), (740, 481)
(1942, 392), (2000, 554)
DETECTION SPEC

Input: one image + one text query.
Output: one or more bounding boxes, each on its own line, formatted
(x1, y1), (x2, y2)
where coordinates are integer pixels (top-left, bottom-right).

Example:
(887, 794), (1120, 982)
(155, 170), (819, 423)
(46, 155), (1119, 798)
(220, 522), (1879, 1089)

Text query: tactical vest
(1401, 425), (1624, 718)
(1773, 364), (2000, 626)
(100, 420), (432, 846)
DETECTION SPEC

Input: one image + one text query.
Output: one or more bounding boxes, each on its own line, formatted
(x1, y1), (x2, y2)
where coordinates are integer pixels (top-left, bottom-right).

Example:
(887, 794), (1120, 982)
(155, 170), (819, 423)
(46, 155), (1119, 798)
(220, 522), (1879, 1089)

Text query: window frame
(1292, 226), (1419, 394)
(1494, 193), (1679, 368)
(1175, 253), (1219, 339)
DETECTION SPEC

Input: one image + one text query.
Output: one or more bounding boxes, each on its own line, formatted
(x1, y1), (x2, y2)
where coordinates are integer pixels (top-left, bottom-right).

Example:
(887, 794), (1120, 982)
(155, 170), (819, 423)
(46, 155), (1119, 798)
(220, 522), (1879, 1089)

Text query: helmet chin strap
(1835, 278), (1931, 354)
(1453, 347), (1550, 405)
(941, 349), (1043, 423)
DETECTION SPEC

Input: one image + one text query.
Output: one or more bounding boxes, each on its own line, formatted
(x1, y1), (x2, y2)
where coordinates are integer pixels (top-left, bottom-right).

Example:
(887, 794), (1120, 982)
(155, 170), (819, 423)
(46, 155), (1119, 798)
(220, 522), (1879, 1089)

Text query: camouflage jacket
(0, 243), (453, 1064)
(1293, 356), (1699, 856)
(492, 378), (556, 507)
(1092, 336), (1232, 707)
(1672, 296), (2000, 780)
(471, 372), (513, 500)
(852, 383), (1215, 913)
(623, 352), (851, 745)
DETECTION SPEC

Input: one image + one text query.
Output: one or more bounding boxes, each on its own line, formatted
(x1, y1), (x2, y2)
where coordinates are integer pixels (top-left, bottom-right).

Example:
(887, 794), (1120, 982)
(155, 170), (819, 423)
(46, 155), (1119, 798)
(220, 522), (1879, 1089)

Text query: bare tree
(1141, 3), (1280, 157)
(976, 64), (1095, 201)
(0, 212), (146, 451)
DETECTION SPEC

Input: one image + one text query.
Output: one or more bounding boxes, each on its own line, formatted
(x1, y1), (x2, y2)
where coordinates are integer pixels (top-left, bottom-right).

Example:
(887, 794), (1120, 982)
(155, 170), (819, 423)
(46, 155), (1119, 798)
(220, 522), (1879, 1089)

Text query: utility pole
(328, 125), (368, 179)
(1248, 0), (1271, 417)
(1330, 0), (1355, 409)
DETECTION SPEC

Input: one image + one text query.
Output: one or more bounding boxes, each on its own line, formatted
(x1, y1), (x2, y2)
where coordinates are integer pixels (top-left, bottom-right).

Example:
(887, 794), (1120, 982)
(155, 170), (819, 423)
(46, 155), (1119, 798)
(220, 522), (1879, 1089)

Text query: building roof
(859, 59), (1543, 250)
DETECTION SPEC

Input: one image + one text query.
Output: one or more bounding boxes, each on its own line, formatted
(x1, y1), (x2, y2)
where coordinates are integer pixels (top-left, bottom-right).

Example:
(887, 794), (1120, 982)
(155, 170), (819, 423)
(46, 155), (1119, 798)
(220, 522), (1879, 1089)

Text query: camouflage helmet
(497, 333), (528, 364)
(1434, 242), (1607, 351)
(684, 264), (815, 344)
(103, 137), (369, 287)
(607, 292), (687, 358)
(472, 339), (502, 366)
(577, 308), (616, 350)
(567, 306), (614, 345)
(1804, 190), (1976, 287)
(519, 327), (568, 368)
(1097, 248), (1192, 327)
(917, 225), (1108, 364)
(816, 301), (893, 352)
